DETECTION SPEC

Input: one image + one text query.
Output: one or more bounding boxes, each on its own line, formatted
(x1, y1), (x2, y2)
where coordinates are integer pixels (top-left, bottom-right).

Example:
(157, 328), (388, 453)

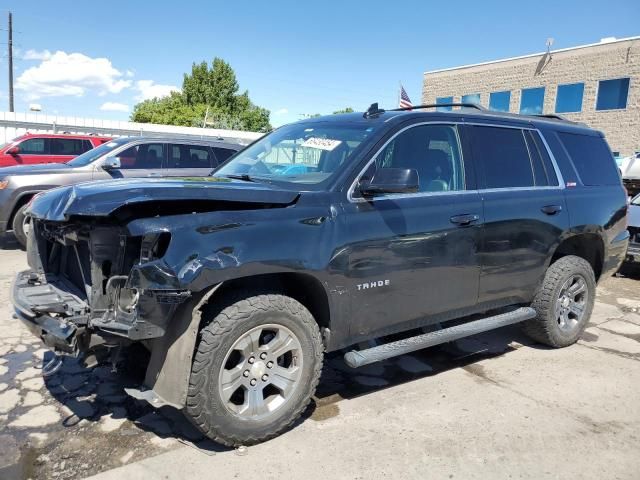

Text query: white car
(621, 153), (640, 197)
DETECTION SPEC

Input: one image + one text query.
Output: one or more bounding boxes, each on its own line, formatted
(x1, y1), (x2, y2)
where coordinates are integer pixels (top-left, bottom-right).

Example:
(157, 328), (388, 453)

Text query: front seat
(423, 150), (452, 191)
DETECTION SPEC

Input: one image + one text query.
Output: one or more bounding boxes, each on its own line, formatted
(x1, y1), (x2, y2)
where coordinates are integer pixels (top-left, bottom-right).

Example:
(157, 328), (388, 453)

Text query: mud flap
(141, 284), (221, 409)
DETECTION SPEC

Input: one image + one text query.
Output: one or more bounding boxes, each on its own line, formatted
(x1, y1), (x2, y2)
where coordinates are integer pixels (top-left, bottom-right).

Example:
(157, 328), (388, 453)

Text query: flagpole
(398, 81), (401, 108)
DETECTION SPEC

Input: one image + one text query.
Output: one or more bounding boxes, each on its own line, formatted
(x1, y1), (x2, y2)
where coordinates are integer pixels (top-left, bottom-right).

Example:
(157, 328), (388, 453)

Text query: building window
(436, 96), (453, 111)
(461, 93), (481, 107)
(596, 78), (630, 111)
(555, 83), (584, 113)
(520, 87), (545, 115)
(489, 91), (511, 112)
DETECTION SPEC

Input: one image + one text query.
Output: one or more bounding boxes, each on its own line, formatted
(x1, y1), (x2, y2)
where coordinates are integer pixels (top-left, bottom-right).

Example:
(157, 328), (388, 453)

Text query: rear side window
(470, 126), (533, 188)
(50, 138), (90, 155)
(168, 144), (213, 168)
(556, 132), (619, 186)
(212, 147), (236, 165)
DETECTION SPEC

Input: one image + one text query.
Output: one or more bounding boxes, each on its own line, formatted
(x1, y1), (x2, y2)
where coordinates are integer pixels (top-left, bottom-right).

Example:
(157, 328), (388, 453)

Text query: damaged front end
(12, 218), (187, 366)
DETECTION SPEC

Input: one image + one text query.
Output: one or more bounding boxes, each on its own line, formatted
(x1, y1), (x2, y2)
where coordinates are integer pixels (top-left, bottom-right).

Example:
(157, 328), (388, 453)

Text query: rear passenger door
(166, 143), (215, 177)
(468, 124), (568, 306)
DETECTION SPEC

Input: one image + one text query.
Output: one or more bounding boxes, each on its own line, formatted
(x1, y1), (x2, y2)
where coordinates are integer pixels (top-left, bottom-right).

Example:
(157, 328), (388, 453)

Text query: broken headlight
(139, 232), (171, 263)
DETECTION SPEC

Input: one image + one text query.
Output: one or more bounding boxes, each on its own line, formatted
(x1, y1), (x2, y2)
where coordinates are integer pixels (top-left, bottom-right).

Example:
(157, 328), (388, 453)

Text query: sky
(0, 0), (638, 127)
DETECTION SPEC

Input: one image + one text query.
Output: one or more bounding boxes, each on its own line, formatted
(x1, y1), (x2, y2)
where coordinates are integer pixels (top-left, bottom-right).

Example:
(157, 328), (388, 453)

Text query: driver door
(98, 143), (166, 179)
(341, 123), (483, 338)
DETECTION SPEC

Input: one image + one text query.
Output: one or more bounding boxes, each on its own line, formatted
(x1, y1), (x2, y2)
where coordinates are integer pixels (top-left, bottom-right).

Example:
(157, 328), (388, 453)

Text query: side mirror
(7, 146), (19, 155)
(102, 156), (121, 171)
(359, 168), (419, 197)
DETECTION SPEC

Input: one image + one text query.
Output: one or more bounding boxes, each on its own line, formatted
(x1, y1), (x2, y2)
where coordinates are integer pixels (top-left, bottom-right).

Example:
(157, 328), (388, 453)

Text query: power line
(8, 11), (13, 112)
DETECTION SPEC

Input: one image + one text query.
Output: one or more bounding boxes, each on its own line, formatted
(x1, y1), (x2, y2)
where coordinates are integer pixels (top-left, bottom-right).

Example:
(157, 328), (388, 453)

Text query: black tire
(523, 255), (596, 347)
(11, 204), (29, 249)
(186, 293), (323, 446)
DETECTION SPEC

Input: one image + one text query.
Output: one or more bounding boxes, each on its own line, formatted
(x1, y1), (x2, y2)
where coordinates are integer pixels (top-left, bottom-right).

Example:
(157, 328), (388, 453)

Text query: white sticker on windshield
(301, 137), (342, 151)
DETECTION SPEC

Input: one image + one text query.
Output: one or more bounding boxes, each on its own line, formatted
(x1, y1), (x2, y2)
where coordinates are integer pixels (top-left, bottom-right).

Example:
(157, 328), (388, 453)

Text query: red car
(0, 133), (112, 167)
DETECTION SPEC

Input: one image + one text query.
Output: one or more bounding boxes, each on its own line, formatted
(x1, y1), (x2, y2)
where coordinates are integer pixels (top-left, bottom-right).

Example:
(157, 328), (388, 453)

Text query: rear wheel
(186, 293), (323, 446)
(11, 204), (30, 249)
(523, 255), (596, 347)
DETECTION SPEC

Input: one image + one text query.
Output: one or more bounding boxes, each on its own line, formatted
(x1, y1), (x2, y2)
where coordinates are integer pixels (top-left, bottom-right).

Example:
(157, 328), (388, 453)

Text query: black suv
(11, 104), (629, 446)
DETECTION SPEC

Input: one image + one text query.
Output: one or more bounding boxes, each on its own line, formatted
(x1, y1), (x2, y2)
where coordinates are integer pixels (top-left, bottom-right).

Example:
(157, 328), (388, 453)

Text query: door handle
(450, 214), (480, 226)
(541, 205), (562, 215)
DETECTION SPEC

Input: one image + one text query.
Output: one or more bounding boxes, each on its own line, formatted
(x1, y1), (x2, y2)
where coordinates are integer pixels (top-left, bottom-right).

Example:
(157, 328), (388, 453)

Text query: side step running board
(344, 307), (536, 368)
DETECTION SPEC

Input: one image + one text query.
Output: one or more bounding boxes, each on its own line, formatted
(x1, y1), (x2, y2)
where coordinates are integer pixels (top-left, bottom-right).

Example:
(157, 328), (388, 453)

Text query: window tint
(557, 132), (619, 186)
(19, 138), (47, 154)
(489, 91), (511, 112)
(366, 124), (465, 193)
(117, 143), (164, 169)
(212, 147), (235, 164)
(556, 83), (584, 113)
(471, 126), (533, 188)
(50, 138), (89, 155)
(520, 87), (545, 115)
(524, 131), (549, 186)
(168, 144), (212, 168)
(436, 97), (453, 112)
(461, 93), (481, 106)
(530, 131), (559, 186)
(596, 78), (630, 110)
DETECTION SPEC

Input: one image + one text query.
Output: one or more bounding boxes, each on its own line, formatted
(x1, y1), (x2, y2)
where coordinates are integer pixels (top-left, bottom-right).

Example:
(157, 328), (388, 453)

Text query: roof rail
(530, 113), (573, 122)
(390, 103), (487, 112)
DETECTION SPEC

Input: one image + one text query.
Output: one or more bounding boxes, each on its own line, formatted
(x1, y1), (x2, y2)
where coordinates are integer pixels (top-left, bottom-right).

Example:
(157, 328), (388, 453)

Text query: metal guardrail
(0, 112), (264, 145)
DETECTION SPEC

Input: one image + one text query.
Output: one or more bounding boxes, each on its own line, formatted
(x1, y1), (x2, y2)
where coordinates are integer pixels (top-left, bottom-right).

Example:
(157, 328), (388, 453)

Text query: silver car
(627, 194), (640, 264)
(0, 136), (242, 247)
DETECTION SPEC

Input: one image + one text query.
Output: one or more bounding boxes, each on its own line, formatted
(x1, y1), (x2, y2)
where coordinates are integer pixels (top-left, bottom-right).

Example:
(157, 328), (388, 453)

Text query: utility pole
(8, 11), (14, 112)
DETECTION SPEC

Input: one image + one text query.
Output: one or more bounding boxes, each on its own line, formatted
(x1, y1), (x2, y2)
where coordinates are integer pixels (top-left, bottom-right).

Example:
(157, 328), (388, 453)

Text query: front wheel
(523, 255), (596, 347)
(12, 204), (31, 249)
(186, 293), (323, 446)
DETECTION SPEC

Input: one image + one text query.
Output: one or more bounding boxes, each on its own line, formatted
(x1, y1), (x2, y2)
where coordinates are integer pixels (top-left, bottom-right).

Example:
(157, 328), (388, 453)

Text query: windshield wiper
(220, 173), (257, 182)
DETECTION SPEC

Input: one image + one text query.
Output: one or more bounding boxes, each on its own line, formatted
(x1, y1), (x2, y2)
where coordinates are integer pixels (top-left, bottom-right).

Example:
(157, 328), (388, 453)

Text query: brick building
(422, 36), (640, 157)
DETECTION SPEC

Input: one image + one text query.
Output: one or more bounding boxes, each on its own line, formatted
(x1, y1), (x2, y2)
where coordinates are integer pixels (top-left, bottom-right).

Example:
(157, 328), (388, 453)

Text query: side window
(50, 139), (87, 155)
(168, 144), (212, 168)
(523, 130), (550, 187)
(471, 126), (533, 189)
(82, 140), (94, 153)
(212, 147), (236, 165)
(530, 131), (559, 186)
(18, 138), (47, 155)
(556, 132), (619, 186)
(117, 143), (164, 169)
(368, 124), (465, 193)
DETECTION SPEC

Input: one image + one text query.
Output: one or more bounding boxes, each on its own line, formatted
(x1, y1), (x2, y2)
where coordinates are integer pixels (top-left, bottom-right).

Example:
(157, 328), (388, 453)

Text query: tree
(333, 107), (354, 114)
(131, 58), (271, 132)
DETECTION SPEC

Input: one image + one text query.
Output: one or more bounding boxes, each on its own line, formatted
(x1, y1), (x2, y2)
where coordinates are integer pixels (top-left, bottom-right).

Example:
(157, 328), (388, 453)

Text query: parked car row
(0, 135), (242, 246)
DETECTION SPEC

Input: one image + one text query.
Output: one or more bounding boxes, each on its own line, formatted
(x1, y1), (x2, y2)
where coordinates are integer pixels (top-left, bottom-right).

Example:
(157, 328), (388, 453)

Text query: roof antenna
(364, 102), (385, 118)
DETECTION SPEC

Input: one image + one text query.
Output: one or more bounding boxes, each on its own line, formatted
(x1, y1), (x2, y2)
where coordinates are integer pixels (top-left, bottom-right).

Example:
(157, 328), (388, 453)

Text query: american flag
(399, 85), (413, 109)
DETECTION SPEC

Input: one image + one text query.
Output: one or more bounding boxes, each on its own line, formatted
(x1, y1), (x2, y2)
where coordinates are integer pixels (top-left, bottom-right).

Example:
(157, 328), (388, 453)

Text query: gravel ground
(0, 234), (639, 480)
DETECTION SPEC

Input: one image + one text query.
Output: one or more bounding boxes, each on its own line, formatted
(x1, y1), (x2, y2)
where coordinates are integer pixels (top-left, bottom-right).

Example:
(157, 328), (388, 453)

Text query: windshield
(67, 137), (132, 167)
(214, 122), (377, 185)
(632, 195), (640, 206)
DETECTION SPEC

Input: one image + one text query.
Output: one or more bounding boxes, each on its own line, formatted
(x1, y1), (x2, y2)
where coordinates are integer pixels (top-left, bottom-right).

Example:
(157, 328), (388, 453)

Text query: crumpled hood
(0, 162), (71, 177)
(28, 177), (300, 221)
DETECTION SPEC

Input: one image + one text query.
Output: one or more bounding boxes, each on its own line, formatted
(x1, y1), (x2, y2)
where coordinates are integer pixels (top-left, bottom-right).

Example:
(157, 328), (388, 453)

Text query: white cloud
(135, 80), (179, 101)
(23, 49), (52, 61)
(16, 51), (131, 100)
(274, 108), (289, 115)
(100, 102), (129, 112)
